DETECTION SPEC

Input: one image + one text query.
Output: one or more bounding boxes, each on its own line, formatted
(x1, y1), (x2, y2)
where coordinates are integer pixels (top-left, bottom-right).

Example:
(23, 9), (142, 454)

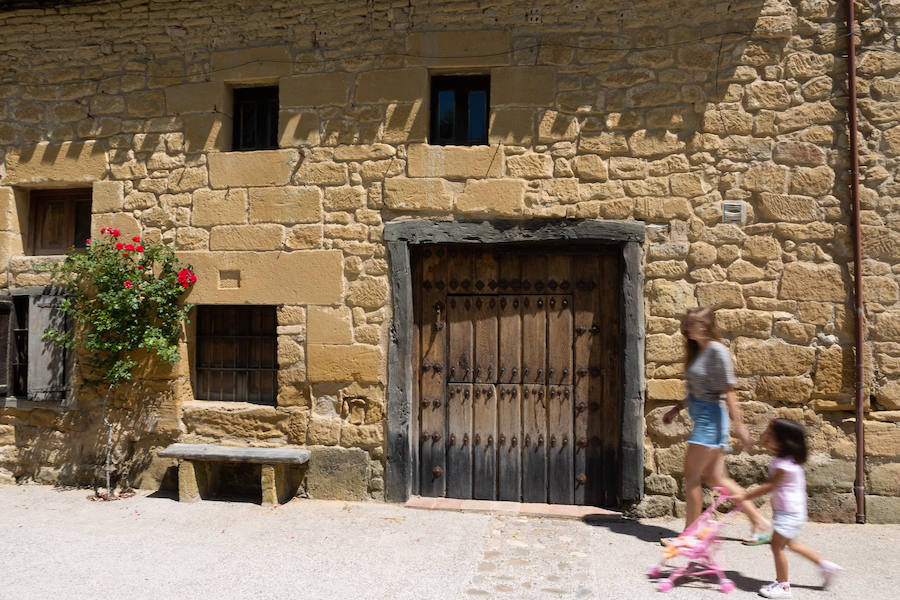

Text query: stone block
(305, 446), (369, 500)
(742, 164), (789, 193)
(455, 179), (525, 218)
(579, 132), (628, 156)
(743, 81), (791, 110)
(506, 153), (553, 179)
(192, 189), (247, 226)
(182, 404), (290, 440)
(790, 166), (834, 196)
(538, 110), (579, 143)
(644, 473), (678, 496)
(407, 144), (502, 180)
(573, 155), (608, 181)
(210, 224), (283, 251)
(407, 30), (511, 67)
(489, 108), (535, 145)
(280, 72), (352, 107)
(294, 161), (348, 186)
(183, 113), (230, 153)
(874, 381), (900, 410)
(491, 66), (556, 107)
(91, 181), (123, 213)
(715, 309), (773, 338)
(757, 192), (820, 223)
(249, 186), (322, 224)
(180, 250), (342, 305)
(646, 333), (684, 363)
(128, 90), (166, 118)
(865, 421), (900, 457)
(383, 102), (428, 144)
(165, 82), (227, 114)
(628, 130), (685, 157)
(347, 277), (389, 309)
(734, 338), (816, 376)
(355, 68), (427, 104)
(333, 144), (395, 162)
(279, 111), (319, 147)
(773, 321), (816, 344)
(210, 45), (292, 81)
(773, 141), (826, 166)
(866, 495), (900, 524)
(209, 149), (298, 188)
(646, 379), (684, 401)
(647, 279), (695, 318)
(384, 178), (454, 211)
(91, 212), (140, 240)
(869, 463), (900, 496)
(308, 306), (353, 345)
(742, 236), (781, 263)
(755, 376), (813, 404)
(863, 276), (899, 305)
(780, 262), (845, 302)
(2, 141), (108, 185)
(307, 344), (382, 384)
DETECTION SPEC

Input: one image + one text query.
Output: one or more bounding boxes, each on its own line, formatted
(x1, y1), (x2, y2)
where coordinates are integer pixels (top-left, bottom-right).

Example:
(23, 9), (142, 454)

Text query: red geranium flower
(132, 236), (141, 243)
(136, 245), (144, 252)
(85, 238), (91, 245)
(115, 243), (124, 250)
(125, 244), (135, 251)
(111, 228), (121, 237)
(100, 227), (108, 234)
(177, 268), (197, 288)
(124, 281), (133, 289)
(123, 253), (129, 257)
(137, 265), (145, 270)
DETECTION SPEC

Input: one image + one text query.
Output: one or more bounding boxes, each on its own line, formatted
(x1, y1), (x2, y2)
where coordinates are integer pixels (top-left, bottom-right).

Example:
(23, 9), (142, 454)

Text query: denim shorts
(773, 510), (806, 539)
(687, 395), (730, 449)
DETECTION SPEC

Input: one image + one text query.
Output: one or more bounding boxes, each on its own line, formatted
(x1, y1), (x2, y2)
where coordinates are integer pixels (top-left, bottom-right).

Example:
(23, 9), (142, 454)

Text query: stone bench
(158, 443), (311, 506)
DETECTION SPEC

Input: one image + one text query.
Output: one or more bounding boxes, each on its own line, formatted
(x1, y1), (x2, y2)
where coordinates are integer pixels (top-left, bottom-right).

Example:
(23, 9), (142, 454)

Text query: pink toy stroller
(648, 486), (741, 593)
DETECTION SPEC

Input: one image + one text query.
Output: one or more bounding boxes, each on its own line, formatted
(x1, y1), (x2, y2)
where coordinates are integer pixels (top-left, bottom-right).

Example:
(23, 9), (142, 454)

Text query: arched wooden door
(413, 244), (622, 507)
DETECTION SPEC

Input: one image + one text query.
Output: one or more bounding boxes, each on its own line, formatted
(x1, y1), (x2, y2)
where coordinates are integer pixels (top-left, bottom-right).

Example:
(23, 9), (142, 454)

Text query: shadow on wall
(11, 377), (184, 490)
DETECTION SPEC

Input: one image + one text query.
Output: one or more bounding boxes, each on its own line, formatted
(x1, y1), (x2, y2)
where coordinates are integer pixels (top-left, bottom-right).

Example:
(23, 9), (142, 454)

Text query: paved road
(0, 485), (896, 599)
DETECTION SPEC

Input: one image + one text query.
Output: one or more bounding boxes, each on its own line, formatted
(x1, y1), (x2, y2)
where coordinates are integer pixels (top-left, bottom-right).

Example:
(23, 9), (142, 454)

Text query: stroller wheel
(657, 580), (674, 593)
(648, 565), (661, 578)
(720, 579), (735, 593)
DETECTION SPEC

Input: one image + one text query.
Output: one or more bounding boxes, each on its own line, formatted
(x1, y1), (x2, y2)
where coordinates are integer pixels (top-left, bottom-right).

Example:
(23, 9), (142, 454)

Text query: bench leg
(178, 460), (205, 503)
(261, 464), (299, 506)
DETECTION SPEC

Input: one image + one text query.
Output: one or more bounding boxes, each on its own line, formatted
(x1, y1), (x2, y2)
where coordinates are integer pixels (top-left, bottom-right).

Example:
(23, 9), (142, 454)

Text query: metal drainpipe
(845, 0), (866, 524)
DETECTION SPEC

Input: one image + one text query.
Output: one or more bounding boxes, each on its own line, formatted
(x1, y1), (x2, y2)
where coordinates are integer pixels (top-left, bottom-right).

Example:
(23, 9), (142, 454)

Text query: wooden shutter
(0, 297), (12, 397)
(27, 294), (71, 402)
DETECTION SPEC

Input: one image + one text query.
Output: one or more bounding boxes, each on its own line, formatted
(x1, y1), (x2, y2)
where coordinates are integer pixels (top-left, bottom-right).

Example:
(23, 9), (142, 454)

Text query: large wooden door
(413, 245), (621, 507)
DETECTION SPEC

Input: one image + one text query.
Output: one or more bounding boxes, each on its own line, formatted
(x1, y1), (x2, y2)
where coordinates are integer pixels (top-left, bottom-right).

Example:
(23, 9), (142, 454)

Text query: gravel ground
(0, 484), (897, 600)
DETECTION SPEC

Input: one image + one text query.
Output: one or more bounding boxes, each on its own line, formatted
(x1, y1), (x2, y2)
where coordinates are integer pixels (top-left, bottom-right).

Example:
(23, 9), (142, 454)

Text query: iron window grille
(195, 305), (277, 405)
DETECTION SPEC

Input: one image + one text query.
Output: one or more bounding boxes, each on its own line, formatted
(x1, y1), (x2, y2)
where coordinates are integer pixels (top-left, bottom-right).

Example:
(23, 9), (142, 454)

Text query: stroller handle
(712, 486), (730, 498)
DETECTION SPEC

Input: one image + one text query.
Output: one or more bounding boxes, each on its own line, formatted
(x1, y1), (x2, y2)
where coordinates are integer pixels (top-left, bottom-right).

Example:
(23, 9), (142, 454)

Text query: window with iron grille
(29, 188), (92, 256)
(195, 306), (277, 405)
(0, 292), (72, 404)
(430, 75), (490, 146)
(232, 86), (279, 151)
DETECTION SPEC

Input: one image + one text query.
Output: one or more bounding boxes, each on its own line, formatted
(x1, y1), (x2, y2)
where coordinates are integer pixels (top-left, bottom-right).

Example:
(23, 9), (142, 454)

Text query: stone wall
(0, 0), (897, 518)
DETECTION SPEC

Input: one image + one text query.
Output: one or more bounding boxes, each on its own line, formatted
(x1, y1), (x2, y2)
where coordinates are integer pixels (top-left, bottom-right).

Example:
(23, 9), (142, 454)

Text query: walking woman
(662, 306), (771, 544)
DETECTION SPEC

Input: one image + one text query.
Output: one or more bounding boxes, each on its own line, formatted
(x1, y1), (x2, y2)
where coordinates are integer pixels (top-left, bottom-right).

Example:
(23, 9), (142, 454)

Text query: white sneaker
(820, 560), (842, 589)
(759, 581), (792, 598)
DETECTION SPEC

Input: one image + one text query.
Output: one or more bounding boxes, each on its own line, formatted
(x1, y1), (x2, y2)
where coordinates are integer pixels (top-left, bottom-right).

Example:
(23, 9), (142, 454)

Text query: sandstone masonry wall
(0, 0), (897, 518)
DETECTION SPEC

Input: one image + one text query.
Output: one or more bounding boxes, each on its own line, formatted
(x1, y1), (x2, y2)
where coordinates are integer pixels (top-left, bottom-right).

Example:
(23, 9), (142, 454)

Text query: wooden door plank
(446, 383), (473, 498)
(473, 295), (498, 384)
(573, 254), (600, 505)
(600, 253), (622, 506)
(521, 295), (546, 385)
(548, 384), (575, 504)
(472, 383), (498, 500)
(498, 295), (522, 384)
(419, 249), (447, 497)
(521, 383), (548, 503)
(497, 384), (522, 502)
(447, 296), (473, 383)
(547, 294), (574, 386)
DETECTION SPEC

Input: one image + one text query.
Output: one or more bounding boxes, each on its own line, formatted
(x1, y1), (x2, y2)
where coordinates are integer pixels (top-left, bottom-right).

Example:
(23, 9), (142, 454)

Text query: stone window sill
(1, 397), (71, 412)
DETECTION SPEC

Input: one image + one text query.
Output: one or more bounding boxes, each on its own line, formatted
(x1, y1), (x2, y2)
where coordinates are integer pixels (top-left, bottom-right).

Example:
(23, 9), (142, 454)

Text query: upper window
(0, 293), (71, 404)
(430, 75), (489, 146)
(30, 188), (91, 256)
(194, 305), (277, 405)
(232, 86), (279, 151)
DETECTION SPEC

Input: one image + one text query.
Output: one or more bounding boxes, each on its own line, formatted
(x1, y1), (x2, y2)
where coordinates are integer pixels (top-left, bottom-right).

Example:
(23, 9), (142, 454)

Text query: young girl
(731, 419), (841, 598)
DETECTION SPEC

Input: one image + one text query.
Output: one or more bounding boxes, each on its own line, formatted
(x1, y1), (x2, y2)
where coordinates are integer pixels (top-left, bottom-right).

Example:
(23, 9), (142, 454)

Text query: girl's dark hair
(682, 306), (724, 366)
(771, 418), (808, 464)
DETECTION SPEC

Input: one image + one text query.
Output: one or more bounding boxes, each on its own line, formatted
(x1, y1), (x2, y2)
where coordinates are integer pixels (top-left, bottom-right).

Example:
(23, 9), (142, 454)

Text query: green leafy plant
(47, 227), (196, 497)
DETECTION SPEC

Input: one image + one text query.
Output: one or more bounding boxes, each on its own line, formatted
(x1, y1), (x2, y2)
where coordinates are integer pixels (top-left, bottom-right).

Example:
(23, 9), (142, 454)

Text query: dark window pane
(73, 200), (92, 249)
(233, 87), (279, 151)
(438, 90), (455, 140)
(468, 90), (487, 143)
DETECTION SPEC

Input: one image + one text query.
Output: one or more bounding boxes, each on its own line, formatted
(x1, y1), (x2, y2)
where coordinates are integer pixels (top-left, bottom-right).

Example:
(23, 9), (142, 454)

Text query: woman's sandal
(741, 533), (771, 546)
